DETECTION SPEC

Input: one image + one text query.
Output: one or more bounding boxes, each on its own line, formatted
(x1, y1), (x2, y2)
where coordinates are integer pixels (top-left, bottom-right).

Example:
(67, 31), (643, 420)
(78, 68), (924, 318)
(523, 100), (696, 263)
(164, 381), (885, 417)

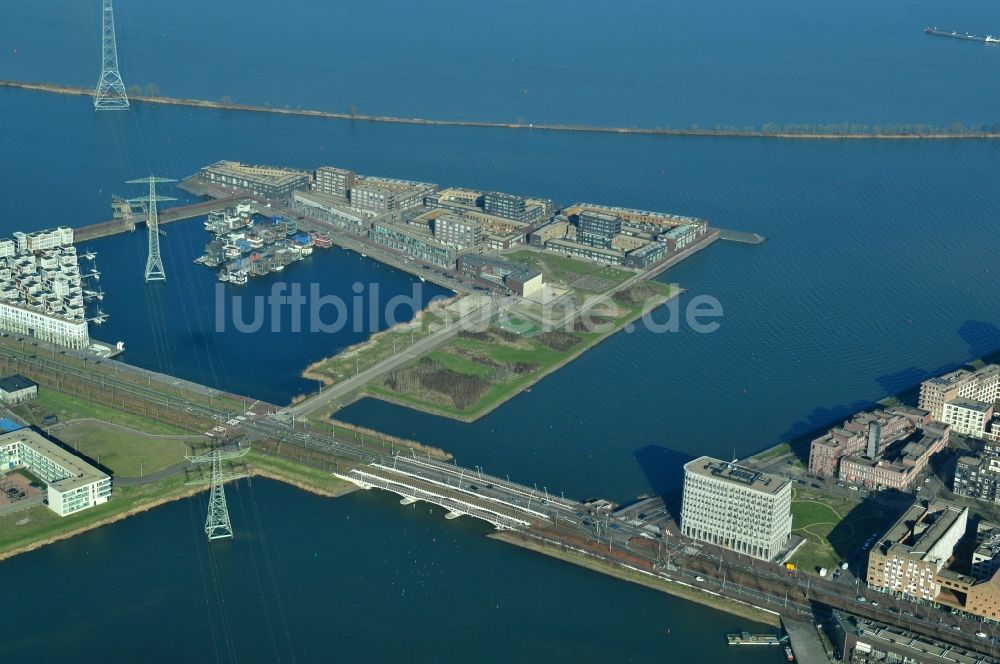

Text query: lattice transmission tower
(94, 0), (129, 111)
(186, 447), (250, 540)
(127, 176), (175, 282)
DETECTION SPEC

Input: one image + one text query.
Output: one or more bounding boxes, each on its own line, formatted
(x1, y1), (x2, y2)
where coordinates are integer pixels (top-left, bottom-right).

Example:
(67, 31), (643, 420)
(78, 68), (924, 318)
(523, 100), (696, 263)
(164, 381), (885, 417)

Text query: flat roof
(0, 374), (37, 393)
(684, 456), (789, 495)
(879, 500), (967, 562)
(1, 429), (109, 492)
(947, 397), (993, 413)
(834, 611), (986, 664)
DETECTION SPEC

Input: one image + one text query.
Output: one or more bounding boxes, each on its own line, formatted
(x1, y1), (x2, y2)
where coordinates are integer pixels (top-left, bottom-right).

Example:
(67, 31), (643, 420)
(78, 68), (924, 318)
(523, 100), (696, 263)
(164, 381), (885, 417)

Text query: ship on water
(925, 26), (1000, 44)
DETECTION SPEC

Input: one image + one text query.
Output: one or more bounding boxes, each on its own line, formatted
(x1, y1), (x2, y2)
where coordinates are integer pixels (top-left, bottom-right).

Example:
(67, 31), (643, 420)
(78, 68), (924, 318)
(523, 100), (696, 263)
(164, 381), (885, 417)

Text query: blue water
(4, 0), (1000, 127)
(1, 480), (781, 663)
(2, 0), (1000, 660)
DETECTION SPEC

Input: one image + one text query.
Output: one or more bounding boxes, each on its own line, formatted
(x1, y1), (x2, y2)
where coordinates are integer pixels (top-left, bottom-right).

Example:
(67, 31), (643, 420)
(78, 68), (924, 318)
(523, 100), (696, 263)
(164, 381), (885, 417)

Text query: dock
(781, 617), (831, 664)
(73, 197), (235, 243)
(717, 228), (766, 244)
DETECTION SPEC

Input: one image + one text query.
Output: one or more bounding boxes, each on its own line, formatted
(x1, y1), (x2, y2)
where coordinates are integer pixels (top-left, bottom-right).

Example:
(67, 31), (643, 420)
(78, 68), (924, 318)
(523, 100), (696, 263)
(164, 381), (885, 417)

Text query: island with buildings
(178, 159), (726, 421)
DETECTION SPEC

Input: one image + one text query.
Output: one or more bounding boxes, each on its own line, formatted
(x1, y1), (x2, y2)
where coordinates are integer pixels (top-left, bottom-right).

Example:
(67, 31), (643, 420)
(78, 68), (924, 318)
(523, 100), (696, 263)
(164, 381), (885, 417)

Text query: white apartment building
(942, 398), (995, 438)
(680, 456), (793, 561)
(0, 429), (111, 516)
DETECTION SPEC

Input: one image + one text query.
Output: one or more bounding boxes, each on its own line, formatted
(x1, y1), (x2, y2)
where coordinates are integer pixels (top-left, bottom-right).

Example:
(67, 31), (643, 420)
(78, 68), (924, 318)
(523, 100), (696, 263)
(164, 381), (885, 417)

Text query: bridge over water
(335, 455), (585, 531)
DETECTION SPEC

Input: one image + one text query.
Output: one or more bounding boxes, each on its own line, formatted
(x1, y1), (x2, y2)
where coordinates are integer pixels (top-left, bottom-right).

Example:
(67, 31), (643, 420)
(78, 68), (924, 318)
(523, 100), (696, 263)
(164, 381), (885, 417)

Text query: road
(284, 296), (496, 418)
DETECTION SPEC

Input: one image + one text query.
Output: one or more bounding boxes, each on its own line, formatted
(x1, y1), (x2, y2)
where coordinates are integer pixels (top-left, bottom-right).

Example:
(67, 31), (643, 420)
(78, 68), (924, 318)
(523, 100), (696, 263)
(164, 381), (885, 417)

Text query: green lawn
(750, 442), (791, 462)
(503, 249), (634, 291)
(55, 421), (203, 476)
(790, 486), (893, 574)
(14, 389), (195, 436)
(246, 451), (355, 496)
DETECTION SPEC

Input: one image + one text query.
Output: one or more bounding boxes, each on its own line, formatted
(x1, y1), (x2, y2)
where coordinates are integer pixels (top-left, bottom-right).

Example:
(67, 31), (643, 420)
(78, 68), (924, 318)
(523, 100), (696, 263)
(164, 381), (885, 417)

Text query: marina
(196, 203), (329, 281)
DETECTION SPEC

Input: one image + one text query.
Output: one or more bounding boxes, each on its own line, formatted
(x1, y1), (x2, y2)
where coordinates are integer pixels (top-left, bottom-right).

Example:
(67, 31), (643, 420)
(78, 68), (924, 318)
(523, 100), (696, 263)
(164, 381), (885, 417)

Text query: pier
(73, 197), (235, 243)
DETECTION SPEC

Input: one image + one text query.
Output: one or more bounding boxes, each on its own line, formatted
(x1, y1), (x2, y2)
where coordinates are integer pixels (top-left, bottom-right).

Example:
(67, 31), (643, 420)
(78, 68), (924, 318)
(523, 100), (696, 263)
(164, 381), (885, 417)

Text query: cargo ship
(925, 26), (1000, 44)
(727, 632), (781, 646)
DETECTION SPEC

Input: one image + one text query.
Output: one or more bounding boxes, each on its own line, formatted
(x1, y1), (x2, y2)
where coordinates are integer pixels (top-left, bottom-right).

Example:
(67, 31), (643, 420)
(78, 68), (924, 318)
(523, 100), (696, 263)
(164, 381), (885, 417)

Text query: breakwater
(4, 79), (1000, 141)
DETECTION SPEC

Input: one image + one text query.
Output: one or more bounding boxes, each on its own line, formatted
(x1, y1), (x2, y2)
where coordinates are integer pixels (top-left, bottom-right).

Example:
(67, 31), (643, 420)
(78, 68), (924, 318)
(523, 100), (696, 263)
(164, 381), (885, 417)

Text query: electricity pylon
(94, 0), (129, 111)
(186, 447), (250, 540)
(127, 176), (175, 282)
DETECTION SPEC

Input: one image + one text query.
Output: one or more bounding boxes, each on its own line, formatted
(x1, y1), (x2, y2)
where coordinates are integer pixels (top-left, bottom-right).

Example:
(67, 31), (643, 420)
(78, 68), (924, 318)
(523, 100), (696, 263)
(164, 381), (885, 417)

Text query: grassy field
(303, 309), (449, 388)
(367, 281), (678, 420)
(748, 442), (791, 463)
(789, 486), (892, 574)
(503, 250), (635, 291)
(13, 389), (196, 436)
(246, 451), (356, 497)
(55, 421), (204, 476)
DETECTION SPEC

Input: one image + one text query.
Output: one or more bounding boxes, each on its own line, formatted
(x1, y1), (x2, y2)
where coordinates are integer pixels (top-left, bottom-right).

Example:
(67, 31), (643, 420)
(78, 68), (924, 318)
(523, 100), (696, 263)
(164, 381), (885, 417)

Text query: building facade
(680, 456), (793, 561)
(200, 161), (310, 200)
(866, 500), (968, 601)
(0, 374), (37, 404)
(918, 365), (1000, 420)
(433, 215), (483, 250)
(576, 211), (622, 249)
(942, 397), (994, 438)
(369, 222), (455, 268)
(313, 166), (355, 199)
(808, 405), (928, 478)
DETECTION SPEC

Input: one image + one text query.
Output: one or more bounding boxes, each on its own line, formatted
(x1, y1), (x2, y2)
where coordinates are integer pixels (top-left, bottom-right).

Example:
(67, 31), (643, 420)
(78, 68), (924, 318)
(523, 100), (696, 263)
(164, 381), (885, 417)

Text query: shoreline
(4, 79), (1000, 141)
(490, 530), (782, 628)
(357, 286), (685, 423)
(0, 463), (357, 563)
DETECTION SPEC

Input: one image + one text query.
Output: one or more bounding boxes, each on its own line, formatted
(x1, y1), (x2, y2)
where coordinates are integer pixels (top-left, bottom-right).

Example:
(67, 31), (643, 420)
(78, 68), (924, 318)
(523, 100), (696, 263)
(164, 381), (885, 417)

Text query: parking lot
(0, 472), (43, 510)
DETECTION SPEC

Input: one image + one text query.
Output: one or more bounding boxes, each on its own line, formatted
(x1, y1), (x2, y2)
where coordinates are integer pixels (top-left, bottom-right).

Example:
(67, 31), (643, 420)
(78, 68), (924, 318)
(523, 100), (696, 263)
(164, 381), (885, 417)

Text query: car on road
(870, 601), (879, 607)
(977, 632), (988, 638)
(695, 576), (705, 582)
(856, 596), (866, 603)
(468, 484), (479, 491)
(951, 624), (962, 631)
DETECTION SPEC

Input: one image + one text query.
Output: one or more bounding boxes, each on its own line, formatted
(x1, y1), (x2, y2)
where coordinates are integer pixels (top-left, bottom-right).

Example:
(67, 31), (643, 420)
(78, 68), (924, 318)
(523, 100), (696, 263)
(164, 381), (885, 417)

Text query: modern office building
(0, 374), (37, 404)
(313, 166), (356, 199)
(918, 365), (1000, 420)
(942, 397), (995, 438)
(866, 500), (968, 601)
(0, 429), (111, 517)
(576, 211), (622, 249)
(680, 456), (793, 561)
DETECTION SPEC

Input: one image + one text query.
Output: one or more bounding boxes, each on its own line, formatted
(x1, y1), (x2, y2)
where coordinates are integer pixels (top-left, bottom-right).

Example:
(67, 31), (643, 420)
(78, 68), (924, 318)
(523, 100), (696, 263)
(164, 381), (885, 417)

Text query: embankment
(492, 530), (782, 627)
(4, 79), (1000, 141)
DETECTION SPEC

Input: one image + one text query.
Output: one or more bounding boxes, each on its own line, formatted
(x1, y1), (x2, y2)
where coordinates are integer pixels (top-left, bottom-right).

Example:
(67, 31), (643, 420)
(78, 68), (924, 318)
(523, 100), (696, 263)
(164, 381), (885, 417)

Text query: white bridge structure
(335, 455), (583, 531)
